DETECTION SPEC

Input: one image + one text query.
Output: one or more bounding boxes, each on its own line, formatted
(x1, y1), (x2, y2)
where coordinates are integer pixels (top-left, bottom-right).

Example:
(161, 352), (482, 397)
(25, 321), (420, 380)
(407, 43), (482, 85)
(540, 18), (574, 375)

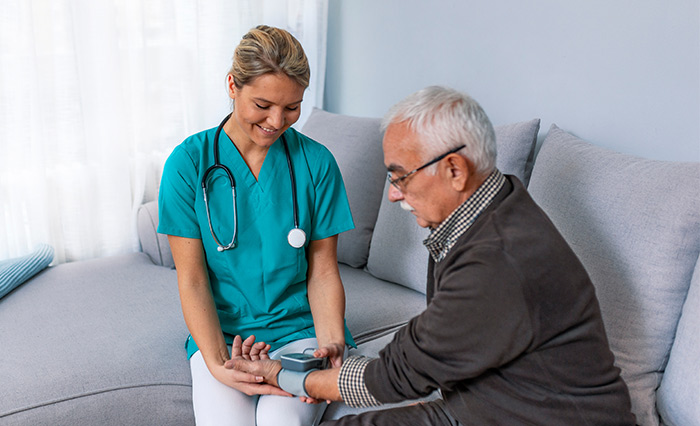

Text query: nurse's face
(226, 72), (305, 150)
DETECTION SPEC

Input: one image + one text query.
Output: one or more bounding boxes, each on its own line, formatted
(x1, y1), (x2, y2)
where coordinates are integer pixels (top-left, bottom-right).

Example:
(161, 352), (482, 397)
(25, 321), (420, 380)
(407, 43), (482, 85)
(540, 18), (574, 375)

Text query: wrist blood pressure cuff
(277, 368), (318, 397)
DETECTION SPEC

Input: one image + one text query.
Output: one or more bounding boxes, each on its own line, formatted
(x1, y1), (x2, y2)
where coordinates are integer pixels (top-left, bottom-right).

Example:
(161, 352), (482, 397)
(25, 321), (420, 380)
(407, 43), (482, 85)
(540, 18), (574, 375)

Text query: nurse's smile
(225, 72), (305, 155)
(258, 124), (278, 135)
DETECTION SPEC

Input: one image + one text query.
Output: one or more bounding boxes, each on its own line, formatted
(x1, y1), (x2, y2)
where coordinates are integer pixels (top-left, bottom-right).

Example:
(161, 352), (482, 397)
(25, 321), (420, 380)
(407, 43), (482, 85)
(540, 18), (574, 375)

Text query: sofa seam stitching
(0, 382), (192, 418)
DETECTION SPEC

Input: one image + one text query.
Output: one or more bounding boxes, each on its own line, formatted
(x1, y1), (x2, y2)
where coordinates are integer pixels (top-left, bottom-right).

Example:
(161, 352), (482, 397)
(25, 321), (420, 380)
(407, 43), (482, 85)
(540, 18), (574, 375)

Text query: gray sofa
(1, 108), (698, 426)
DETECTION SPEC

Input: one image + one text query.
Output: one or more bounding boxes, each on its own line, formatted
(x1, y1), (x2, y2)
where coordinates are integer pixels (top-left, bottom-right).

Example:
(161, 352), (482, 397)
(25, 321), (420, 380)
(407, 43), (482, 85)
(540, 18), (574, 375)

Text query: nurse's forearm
(179, 278), (229, 366)
(308, 270), (346, 343)
(168, 235), (229, 367)
(306, 236), (347, 347)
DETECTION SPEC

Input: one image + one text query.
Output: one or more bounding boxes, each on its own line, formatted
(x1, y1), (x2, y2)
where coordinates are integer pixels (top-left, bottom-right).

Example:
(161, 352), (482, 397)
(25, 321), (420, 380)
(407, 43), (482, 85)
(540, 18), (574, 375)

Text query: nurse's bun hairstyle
(229, 25), (310, 89)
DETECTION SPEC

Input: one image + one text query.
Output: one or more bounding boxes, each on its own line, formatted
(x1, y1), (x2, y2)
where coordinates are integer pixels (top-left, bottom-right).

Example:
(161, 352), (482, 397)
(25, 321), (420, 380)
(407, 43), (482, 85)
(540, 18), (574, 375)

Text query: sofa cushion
(0, 253), (193, 425)
(657, 255), (700, 426)
(366, 119), (542, 294)
(366, 183), (431, 294)
(491, 118), (541, 186)
(138, 201), (174, 268)
(527, 125), (700, 426)
(339, 264), (425, 344)
(0, 244), (54, 299)
(302, 108), (386, 268)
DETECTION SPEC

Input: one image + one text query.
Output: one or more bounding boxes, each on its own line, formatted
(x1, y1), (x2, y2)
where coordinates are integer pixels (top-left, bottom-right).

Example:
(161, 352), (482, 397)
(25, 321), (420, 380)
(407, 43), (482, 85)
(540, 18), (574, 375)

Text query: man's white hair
(381, 86), (497, 176)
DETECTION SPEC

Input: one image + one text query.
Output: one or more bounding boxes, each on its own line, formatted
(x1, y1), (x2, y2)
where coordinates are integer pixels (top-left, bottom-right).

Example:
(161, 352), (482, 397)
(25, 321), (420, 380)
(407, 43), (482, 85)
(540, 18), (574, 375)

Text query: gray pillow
(528, 124), (700, 426)
(366, 119), (542, 294)
(302, 108), (386, 268)
(657, 255), (700, 426)
(366, 182), (431, 293)
(493, 118), (540, 186)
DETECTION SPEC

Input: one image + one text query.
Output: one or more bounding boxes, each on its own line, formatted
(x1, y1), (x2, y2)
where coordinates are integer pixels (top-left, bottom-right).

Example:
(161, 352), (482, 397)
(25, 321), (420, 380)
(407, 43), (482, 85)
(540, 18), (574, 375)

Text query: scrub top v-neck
(158, 125), (355, 358)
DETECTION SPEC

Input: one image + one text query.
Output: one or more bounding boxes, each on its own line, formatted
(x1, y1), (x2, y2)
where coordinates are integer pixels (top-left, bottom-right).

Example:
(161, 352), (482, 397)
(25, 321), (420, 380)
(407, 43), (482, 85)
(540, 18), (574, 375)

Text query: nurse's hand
(314, 343), (345, 369)
(212, 361), (290, 397)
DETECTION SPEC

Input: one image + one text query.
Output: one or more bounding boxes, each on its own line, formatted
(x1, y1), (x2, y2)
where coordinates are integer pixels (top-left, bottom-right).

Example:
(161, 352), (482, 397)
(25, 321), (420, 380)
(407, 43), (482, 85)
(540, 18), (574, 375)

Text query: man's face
(383, 121), (456, 229)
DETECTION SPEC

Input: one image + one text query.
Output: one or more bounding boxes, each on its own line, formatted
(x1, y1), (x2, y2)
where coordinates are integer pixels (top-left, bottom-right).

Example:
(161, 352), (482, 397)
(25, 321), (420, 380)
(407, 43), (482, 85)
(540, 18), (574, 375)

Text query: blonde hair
(229, 25), (310, 89)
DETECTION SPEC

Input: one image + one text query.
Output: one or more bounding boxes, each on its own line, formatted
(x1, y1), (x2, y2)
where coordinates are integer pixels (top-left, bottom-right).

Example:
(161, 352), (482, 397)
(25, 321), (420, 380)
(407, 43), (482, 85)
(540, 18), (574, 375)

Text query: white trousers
(190, 338), (327, 426)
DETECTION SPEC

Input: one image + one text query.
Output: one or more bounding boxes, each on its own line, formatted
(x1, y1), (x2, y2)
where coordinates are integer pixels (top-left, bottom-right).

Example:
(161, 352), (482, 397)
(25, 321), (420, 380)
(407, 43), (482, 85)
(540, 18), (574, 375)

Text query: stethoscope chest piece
(287, 228), (307, 249)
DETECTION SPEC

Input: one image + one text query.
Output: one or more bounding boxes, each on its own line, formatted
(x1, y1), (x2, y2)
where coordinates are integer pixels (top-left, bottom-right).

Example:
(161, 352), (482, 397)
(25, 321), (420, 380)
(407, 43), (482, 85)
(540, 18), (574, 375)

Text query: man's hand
(210, 335), (291, 397)
(226, 356), (284, 387)
(224, 335), (285, 389)
(234, 334), (271, 361)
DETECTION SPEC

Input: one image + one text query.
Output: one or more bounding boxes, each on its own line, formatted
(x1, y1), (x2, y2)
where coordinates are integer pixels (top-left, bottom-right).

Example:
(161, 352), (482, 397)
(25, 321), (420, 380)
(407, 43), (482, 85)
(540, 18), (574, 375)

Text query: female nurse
(157, 25), (355, 426)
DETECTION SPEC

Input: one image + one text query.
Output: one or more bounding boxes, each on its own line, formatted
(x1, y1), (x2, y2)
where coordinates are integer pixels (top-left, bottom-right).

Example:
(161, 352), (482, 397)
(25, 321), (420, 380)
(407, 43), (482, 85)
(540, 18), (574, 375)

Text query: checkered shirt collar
(424, 169), (505, 263)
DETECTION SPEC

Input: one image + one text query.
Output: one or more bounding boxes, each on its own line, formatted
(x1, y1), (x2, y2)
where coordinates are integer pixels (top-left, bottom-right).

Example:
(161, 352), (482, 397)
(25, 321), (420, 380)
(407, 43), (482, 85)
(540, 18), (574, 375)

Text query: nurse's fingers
(242, 382), (293, 397)
(299, 395), (324, 404)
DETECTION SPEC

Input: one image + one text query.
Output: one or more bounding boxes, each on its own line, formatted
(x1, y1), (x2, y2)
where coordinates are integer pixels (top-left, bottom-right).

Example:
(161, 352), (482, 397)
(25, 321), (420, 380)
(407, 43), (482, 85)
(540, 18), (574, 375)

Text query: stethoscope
(202, 113), (307, 252)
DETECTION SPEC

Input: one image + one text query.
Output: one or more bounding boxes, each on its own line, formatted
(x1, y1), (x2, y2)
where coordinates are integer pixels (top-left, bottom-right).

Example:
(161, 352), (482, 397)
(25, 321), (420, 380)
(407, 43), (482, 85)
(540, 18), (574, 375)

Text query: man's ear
(443, 154), (470, 191)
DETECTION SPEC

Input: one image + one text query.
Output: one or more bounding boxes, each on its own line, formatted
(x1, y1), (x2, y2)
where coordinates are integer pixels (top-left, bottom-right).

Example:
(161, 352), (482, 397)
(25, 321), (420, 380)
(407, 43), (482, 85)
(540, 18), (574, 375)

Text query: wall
(324, 0), (700, 162)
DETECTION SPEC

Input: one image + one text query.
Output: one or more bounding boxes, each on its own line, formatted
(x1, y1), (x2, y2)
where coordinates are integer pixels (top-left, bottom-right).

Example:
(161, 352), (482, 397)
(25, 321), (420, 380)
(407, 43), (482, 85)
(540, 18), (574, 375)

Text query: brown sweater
(365, 176), (635, 425)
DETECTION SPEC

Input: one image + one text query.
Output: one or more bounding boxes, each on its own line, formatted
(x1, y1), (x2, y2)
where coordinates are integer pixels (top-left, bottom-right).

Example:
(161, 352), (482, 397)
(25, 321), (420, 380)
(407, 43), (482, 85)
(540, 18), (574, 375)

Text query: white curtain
(0, 0), (328, 264)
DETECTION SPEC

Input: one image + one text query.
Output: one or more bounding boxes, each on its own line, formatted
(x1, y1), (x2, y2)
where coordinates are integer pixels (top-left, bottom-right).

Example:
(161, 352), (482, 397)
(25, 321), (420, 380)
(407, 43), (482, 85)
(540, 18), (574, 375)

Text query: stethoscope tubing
(281, 132), (300, 230)
(202, 113), (304, 252)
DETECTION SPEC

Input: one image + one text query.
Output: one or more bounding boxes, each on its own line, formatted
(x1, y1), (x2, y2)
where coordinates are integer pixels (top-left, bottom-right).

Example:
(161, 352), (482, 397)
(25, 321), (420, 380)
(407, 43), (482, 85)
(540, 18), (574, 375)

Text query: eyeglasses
(387, 145), (466, 191)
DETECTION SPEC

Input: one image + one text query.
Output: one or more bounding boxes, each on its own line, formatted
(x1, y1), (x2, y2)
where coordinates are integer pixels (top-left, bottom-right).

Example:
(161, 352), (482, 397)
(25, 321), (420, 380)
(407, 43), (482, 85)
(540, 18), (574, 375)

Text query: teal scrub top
(158, 125), (356, 358)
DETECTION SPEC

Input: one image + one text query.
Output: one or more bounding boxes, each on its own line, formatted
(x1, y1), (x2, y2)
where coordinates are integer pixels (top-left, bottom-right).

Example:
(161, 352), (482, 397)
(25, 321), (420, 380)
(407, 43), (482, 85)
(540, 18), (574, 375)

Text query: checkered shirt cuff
(337, 356), (382, 408)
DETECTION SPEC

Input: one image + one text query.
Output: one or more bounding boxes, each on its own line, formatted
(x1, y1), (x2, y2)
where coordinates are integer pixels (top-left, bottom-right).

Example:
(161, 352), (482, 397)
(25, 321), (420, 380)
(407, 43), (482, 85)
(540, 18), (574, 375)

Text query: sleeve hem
(310, 222), (355, 242)
(156, 226), (201, 240)
(337, 356), (382, 408)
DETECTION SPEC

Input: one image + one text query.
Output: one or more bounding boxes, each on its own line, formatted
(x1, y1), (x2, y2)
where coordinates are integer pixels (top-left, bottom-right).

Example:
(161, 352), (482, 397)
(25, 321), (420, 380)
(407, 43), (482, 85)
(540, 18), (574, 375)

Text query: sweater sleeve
(364, 245), (536, 403)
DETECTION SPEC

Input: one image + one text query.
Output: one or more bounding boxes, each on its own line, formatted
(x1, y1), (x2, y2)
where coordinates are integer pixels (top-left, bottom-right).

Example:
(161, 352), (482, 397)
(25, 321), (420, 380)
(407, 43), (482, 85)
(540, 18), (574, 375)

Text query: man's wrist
(276, 368), (318, 397)
(270, 362), (283, 387)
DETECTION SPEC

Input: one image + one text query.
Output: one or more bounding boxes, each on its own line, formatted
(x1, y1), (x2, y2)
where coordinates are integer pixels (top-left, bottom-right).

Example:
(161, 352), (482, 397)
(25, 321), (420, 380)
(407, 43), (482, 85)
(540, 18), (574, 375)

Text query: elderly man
(231, 86), (635, 425)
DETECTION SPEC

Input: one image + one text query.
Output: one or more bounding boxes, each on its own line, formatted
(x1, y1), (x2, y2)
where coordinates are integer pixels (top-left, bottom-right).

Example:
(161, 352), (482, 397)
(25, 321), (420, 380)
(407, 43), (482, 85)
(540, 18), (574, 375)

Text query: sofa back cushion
(527, 125), (700, 426)
(137, 201), (174, 268)
(301, 108), (387, 268)
(657, 254), (700, 426)
(366, 119), (541, 293)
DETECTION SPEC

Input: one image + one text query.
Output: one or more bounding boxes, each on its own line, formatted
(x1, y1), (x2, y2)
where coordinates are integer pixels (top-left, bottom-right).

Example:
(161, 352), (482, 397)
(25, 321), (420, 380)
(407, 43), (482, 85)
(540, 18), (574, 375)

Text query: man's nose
(387, 184), (403, 203)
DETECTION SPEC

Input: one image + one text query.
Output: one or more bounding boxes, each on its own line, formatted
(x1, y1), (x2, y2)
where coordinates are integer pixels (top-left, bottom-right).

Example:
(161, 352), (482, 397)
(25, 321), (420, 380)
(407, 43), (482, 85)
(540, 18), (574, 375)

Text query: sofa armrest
(137, 201), (175, 268)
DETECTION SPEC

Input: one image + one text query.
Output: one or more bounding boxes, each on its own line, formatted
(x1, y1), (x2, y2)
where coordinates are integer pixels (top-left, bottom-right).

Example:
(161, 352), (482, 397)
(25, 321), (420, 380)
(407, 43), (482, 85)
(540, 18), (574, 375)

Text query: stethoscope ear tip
(217, 246), (224, 252)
